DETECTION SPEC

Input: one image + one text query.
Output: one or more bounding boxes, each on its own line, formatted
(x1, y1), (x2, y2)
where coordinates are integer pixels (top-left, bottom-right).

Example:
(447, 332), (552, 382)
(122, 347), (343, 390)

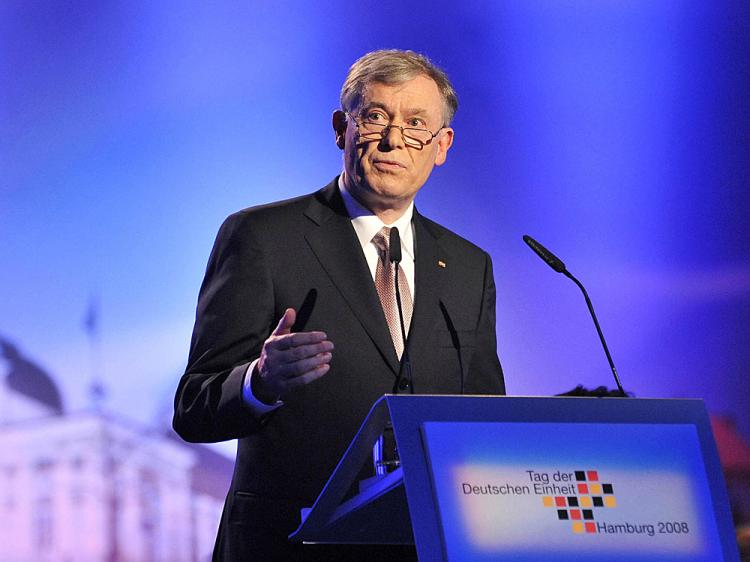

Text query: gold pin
(438, 260), (446, 268)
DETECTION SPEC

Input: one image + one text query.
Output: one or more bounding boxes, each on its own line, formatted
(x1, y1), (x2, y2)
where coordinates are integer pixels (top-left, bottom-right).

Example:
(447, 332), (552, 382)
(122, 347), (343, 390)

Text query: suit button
(398, 379), (411, 391)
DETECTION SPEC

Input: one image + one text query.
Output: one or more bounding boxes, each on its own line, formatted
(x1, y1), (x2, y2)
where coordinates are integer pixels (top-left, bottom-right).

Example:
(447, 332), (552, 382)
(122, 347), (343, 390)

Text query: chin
(371, 183), (412, 200)
(371, 176), (413, 194)
(354, 173), (417, 205)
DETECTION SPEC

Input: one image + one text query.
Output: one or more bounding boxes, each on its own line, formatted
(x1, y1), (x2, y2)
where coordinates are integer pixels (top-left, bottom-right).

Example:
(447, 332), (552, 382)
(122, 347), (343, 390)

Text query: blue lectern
(290, 395), (739, 561)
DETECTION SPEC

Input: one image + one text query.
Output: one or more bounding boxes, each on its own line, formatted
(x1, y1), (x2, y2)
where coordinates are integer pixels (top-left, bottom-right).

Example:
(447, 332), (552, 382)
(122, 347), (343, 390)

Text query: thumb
(271, 308), (296, 336)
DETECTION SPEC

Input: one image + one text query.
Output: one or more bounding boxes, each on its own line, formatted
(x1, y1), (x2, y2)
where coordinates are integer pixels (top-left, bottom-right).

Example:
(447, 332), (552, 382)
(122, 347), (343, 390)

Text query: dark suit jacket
(173, 178), (504, 559)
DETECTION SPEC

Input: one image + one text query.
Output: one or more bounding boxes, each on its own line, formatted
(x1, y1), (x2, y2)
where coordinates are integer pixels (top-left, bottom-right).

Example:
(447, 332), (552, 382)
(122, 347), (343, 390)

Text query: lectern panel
(422, 421), (722, 562)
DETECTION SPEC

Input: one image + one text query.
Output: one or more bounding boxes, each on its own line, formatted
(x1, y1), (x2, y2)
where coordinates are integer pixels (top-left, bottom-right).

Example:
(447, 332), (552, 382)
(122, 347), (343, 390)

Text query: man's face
(333, 74), (454, 218)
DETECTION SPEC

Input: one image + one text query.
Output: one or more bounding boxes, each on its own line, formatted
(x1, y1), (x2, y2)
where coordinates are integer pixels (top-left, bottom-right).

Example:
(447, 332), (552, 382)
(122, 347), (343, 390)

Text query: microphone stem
(564, 270), (626, 397)
(393, 262), (413, 394)
(394, 263), (408, 347)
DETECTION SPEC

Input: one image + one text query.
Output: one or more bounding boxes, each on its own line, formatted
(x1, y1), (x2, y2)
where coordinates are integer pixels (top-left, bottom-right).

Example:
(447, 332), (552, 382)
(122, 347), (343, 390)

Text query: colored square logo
(545, 469), (616, 535)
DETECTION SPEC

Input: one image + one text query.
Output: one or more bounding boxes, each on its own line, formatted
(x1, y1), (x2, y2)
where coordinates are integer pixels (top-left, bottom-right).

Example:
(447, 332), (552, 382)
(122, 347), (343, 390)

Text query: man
(173, 49), (505, 561)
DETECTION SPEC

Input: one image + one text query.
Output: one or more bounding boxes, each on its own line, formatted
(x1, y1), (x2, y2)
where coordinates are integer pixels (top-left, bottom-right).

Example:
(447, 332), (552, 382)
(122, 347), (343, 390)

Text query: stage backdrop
(2, 0), (748, 486)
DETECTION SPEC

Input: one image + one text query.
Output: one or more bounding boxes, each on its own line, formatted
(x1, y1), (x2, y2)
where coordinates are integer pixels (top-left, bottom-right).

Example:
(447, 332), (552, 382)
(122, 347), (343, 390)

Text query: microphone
(523, 235), (566, 273)
(389, 227), (412, 393)
(523, 235), (626, 397)
(389, 227), (402, 264)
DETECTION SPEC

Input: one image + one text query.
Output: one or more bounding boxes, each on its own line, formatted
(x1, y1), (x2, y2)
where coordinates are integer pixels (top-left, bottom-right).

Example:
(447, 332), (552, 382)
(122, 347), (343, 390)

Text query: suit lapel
(406, 211), (445, 373)
(303, 181), (401, 375)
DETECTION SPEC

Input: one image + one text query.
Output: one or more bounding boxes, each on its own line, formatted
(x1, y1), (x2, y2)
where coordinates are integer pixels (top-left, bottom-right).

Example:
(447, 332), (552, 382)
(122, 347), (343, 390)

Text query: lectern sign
(421, 421), (723, 561)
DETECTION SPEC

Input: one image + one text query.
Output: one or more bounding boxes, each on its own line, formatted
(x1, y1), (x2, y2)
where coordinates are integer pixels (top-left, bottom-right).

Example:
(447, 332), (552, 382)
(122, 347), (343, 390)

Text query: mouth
(372, 159), (406, 171)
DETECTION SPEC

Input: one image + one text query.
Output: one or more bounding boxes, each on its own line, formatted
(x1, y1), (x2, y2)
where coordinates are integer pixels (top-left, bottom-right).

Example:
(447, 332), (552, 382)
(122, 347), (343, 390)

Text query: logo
(542, 470), (616, 534)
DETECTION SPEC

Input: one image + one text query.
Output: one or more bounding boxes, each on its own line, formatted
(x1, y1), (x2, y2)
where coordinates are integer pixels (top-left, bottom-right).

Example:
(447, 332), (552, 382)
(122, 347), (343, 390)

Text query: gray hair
(340, 49), (459, 126)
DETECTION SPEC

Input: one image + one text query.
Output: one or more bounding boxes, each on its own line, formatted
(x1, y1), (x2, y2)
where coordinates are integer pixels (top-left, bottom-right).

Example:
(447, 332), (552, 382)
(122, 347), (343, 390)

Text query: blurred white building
(0, 339), (232, 562)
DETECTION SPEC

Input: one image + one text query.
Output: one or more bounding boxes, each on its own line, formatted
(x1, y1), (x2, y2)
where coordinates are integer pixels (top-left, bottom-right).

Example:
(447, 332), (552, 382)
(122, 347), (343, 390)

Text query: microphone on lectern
(523, 234), (627, 397)
(523, 234), (566, 273)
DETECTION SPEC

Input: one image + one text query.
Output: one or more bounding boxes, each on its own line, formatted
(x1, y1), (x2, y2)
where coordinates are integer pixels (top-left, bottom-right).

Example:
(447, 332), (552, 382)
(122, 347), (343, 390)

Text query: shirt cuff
(241, 358), (284, 416)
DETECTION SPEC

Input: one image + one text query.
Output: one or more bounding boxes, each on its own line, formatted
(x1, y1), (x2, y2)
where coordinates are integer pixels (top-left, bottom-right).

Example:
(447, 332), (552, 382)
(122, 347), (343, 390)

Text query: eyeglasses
(346, 112), (444, 150)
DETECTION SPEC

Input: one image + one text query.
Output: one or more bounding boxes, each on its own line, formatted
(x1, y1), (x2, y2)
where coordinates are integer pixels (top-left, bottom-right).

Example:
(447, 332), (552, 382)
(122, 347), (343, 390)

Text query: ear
(332, 110), (348, 150)
(433, 127), (454, 167)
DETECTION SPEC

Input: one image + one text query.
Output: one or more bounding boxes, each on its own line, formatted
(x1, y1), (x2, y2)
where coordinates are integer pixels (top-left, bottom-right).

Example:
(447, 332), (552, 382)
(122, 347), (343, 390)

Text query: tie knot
(372, 226), (391, 256)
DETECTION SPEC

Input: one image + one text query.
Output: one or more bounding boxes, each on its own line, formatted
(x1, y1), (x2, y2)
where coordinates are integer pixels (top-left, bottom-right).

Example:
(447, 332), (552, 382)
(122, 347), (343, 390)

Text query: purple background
(2, 1), (749, 455)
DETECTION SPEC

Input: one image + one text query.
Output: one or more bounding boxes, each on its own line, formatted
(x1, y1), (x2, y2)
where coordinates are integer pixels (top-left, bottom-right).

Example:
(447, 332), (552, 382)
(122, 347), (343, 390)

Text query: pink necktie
(372, 227), (413, 359)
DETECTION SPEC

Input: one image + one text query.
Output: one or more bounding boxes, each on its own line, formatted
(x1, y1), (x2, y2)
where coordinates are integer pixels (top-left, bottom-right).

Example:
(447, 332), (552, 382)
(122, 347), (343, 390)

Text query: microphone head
(523, 234), (567, 273)
(389, 227), (402, 264)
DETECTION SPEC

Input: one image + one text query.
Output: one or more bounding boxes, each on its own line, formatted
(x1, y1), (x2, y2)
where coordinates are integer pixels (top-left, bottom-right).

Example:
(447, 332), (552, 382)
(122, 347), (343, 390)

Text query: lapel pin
(438, 260), (446, 268)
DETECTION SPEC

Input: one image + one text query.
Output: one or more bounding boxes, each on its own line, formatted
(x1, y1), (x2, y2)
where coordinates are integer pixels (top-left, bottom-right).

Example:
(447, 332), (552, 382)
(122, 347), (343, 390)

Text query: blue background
(1, 1), (749, 452)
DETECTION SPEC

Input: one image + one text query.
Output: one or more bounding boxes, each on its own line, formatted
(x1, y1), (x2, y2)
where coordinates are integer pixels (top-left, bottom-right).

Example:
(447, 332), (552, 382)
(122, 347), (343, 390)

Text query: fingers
(284, 363), (330, 390)
(256, 346), (332, 399)
(271, 308), (296, 336)
(280, 342), (333, 365)
(255, 309), (334, 399)
(273, 351), (333, 379)
(271, 331), (329, 351)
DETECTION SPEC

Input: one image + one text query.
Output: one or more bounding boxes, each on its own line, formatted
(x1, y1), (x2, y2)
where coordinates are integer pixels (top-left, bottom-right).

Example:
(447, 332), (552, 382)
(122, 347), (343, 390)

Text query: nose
(380, 125), (406, 150)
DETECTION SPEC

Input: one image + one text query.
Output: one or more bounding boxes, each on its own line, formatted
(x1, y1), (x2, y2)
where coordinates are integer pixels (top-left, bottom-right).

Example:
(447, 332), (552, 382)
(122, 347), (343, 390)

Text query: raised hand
(250, 308), (333, 404)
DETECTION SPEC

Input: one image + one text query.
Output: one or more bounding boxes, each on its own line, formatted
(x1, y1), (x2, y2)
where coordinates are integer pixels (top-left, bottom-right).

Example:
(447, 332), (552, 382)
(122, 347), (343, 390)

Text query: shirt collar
(338, 174), (415, 261)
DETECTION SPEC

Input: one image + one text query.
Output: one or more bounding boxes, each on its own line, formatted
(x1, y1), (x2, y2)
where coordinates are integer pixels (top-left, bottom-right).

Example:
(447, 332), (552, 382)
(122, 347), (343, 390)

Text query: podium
(290, 395), (739, 561)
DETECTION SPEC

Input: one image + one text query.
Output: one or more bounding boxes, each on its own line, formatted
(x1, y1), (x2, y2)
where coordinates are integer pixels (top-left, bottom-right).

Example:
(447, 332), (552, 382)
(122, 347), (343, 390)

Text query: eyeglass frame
(345, 111), (446, 150)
